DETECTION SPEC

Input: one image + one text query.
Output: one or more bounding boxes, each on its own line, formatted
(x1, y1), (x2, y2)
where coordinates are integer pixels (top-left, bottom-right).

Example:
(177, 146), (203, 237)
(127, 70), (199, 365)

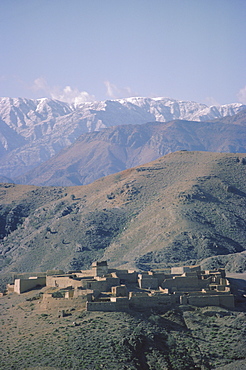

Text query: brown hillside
(0, 151), (246, 283)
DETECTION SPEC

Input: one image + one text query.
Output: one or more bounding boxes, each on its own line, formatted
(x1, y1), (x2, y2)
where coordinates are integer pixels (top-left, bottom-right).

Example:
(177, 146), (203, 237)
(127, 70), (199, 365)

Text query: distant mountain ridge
(16, 111), (246, 186)
(0, 96), (245, 182)
(1, 96), (244, 136)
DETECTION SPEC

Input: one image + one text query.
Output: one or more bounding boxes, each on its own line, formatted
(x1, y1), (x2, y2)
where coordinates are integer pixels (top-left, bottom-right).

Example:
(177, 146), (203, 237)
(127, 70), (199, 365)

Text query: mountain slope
(0, 151), (245, 279)
(2, 293), (245, 370)
(0, 96), (245, 180)
(15, 110), (246, 186)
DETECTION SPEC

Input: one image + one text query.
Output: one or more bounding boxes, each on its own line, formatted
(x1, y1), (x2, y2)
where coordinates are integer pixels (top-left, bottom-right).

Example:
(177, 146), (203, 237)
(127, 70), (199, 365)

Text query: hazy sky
(1, 0), (246, 105)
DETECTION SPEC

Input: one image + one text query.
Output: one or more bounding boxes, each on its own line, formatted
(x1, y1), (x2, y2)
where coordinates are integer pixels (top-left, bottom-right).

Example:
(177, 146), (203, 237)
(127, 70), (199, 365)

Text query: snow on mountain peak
(0, 95), (245, 181)
(0, 96), (245, 136)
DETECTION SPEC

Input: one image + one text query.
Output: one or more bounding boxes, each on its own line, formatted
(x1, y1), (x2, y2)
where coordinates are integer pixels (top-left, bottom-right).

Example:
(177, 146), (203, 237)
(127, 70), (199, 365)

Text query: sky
(1, 0), (246, 106)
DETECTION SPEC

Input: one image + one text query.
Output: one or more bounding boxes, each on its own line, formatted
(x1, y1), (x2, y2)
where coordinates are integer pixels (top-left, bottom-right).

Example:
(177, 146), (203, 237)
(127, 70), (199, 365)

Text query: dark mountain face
(0, 151), (245, 280)
(15, 110), (246, 187)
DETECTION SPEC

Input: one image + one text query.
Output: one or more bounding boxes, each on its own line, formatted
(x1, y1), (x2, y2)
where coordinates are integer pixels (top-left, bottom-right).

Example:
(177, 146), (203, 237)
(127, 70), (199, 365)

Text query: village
(5, 261), (235, 312)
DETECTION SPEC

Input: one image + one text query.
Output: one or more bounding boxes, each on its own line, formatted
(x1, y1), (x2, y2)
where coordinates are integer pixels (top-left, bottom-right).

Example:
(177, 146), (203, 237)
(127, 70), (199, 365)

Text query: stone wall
(92, 261), (108, 277)
(182, 293), (234, 309)
(86, 297), (129, 312)
(114, 270), (138, 284)
(46, 275), (82, 289)
(14, 277), (46, 294)
(138, 275), (159, 289)
(151, 272), (166, 286)
(129, 293), (177, 310)
(112, 285), (128, 297)
(103, 277), (121, 290)
(73, 288), (94, 298)
(77, 270), (94, 278)
(64, 290), (74, 298)
(84, 277), (120, 292)
(86, 279), (108, 292)
(87, 292), (177, 312)
(162, 275), (211, 292)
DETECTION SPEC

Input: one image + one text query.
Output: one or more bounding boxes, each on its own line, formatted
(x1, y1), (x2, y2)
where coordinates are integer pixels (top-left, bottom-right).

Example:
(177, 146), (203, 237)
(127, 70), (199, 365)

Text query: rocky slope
(0, 151), (245, 280)
(15, 110), (246, 186)
(0, 96), (245, 180)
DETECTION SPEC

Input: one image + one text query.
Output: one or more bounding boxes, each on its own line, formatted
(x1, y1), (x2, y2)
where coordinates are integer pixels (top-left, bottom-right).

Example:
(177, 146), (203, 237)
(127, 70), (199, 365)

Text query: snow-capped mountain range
(1, 96), (244, 138)
(0, 96), (245, 183)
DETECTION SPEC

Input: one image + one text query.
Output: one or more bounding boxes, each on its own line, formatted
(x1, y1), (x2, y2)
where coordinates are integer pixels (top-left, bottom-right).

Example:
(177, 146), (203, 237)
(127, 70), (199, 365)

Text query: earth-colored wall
(138, 276), (159, 289)
(186, 293), (234, 308)
(46, 275), (82, 289)
(92, 261), (108, 277)
(114, 270), (138, 284)
(129, 293), (177, 310)
(86, 297), (129, 312)
(112, 285), (128, 297)
(162, 275), (211, 292)
(14, 277), (46, 294)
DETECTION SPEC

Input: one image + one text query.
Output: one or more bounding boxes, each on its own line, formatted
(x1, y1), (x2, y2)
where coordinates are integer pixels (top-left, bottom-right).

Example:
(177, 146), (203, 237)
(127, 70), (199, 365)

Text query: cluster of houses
(6, 261), (235, 311)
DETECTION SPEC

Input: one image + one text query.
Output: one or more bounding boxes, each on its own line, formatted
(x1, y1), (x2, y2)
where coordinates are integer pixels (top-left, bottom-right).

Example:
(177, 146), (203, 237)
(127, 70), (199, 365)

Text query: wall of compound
(129, 294), (177, 310)
(138, 277), (159, 289)
(14, 277), (46, 294)
(46, 276), (82, 289)
(114, 271), (138, 284)
(187, 294), (220, 307)
(104, 277), (121, 290)
(187, 294), (234, 308)
(80, 277), (120, 291)
(162, 276), (210, 291)
(73, 289), (94, 298)
(152, 272), (167, 286)
(86, 298), (129, 312)
(93, 266), (108, 277)
(112, 285), (128, 297)
(79, 269), (94, 277)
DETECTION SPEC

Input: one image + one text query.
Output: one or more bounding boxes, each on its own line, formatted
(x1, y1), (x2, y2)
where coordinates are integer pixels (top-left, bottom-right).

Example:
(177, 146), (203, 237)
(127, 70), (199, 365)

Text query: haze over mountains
(0, 96), (245, 185)
(17, 111), (246, 186)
